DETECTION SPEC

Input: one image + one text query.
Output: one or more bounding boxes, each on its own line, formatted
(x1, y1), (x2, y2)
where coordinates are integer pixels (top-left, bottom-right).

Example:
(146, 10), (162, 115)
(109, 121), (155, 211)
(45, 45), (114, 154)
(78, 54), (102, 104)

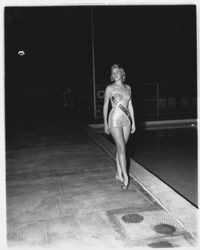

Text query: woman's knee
(116, 144), (126, 155)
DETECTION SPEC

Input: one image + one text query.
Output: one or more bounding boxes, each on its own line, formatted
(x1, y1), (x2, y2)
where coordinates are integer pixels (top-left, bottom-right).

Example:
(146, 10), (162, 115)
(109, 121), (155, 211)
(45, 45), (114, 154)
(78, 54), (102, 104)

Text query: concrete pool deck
(5, 124), (198, 249)
(86, 124), (198, 238)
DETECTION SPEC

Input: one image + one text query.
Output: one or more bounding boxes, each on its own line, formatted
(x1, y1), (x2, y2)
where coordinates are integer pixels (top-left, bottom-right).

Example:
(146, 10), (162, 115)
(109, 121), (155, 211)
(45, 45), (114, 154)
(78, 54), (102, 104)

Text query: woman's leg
(116, 151), (123, 181)
(116, 125), (130, 181)
(123, 126), (131, 185)
(110, 127), (128, 185)
(123, 125), (131, 144)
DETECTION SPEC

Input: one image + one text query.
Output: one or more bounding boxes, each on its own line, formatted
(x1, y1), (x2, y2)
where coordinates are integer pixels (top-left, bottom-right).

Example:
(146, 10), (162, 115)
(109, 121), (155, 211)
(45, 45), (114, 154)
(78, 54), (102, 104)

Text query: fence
(95, 82), (197, 122)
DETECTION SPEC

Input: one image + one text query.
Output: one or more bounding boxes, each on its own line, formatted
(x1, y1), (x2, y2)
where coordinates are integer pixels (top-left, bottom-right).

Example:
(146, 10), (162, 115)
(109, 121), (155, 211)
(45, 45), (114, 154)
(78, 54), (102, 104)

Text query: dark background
(5, 5), (197, 126)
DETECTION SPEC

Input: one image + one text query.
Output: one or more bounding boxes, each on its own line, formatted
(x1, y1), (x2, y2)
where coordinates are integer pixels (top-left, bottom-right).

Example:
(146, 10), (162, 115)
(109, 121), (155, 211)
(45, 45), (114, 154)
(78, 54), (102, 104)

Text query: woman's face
(112, 68), (121, 81)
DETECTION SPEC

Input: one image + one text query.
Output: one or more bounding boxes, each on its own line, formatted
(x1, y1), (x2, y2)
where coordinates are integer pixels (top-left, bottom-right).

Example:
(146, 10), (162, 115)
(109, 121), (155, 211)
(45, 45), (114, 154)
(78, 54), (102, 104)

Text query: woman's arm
(128, 86), (136, 133)
(103, 86), (111, 134)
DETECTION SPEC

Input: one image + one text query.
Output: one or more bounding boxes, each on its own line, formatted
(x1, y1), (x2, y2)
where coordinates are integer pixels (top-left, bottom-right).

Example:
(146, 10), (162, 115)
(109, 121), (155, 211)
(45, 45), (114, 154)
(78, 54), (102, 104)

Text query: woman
(103, 64), (136, 190)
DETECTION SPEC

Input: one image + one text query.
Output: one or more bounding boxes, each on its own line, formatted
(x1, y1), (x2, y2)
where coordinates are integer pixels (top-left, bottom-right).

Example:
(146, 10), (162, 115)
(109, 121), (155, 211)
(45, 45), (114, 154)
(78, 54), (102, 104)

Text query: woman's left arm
(128, 86), (136, 134)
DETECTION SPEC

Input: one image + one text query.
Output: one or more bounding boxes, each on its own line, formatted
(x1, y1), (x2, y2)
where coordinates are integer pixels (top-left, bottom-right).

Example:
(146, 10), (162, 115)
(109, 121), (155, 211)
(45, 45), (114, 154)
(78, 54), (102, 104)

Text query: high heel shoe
(121, 179), (129, 190)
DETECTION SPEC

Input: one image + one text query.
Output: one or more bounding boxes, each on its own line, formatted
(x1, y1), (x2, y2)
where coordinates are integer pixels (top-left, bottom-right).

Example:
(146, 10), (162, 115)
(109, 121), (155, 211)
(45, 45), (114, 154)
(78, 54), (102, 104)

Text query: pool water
(105, 127), (198, 207)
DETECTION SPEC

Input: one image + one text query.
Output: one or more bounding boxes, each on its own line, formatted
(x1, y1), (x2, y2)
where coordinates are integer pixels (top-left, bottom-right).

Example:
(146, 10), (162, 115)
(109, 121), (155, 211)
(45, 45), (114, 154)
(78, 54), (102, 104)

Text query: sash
(111, 96), (131, 122)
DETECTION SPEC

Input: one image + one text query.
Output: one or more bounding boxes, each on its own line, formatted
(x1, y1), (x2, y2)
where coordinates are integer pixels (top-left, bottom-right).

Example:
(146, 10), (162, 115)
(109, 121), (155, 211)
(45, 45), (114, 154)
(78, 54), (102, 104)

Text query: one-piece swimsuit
(108, 85), (131, 128)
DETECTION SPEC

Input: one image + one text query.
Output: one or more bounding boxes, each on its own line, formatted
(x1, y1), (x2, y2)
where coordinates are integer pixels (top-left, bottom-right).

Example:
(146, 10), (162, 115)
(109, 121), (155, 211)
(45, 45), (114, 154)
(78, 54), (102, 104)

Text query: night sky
(4, 5), (197, 123)
(93, 5), (197, 83)
(5, 7), (93, 81)
(5, 5), (197, 83)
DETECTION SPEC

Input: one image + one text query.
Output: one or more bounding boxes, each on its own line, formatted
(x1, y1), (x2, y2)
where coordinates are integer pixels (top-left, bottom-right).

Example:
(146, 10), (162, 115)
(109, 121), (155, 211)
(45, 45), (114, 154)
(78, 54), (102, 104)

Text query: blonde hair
(110, 64), (126, 82)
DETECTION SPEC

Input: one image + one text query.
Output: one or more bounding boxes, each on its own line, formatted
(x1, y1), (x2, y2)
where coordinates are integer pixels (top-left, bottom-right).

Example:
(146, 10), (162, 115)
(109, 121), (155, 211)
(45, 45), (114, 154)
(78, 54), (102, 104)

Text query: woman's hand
(131, 124), (136, 134)
(104, 123), (110, 135)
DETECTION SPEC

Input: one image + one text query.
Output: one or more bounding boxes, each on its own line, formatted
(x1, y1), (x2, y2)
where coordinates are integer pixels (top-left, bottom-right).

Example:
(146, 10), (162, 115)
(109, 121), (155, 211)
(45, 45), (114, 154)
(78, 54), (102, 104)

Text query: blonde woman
(103, 64), (136, 190)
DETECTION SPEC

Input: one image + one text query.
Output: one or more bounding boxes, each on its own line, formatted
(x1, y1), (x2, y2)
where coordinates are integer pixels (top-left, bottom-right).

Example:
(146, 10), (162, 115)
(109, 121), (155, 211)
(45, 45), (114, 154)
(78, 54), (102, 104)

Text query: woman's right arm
(103, 86), (111, 134)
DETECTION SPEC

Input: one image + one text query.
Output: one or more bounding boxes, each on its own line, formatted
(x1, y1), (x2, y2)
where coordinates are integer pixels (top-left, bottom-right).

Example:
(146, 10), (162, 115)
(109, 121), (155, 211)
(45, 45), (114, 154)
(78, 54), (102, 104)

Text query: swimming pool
(93, 121), (198, 207)
(127, 126), (197, 207)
